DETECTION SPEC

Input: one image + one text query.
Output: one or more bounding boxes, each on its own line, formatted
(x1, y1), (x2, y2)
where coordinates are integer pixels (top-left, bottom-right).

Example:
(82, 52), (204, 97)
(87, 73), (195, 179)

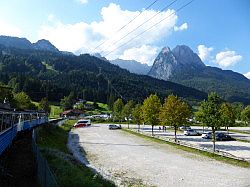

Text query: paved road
(69, 124), (250, 187)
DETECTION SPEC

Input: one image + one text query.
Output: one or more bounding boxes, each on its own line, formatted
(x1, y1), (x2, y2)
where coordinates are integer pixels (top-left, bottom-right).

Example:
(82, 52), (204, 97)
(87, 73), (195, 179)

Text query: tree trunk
(212, 126), (216, 152)
(138, 123), (140, 132)
(202, 125), (204, 132)
(151, 125), (154, 136)
(128, 120), (130, 129)
(174, 126), (177, 142)
(162, 126), (164, 132)
(227, 126), (229, 134)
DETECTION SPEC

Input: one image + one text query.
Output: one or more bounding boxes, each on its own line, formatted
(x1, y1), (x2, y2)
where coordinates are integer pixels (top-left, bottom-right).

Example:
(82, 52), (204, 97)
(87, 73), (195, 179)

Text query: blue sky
(0, 0), (249, 77)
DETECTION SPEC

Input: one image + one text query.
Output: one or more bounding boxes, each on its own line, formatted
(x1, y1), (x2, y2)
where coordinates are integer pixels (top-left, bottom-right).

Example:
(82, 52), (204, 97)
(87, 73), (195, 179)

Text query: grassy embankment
(122, 129), (250, 168)
(37, 120), (115, 187)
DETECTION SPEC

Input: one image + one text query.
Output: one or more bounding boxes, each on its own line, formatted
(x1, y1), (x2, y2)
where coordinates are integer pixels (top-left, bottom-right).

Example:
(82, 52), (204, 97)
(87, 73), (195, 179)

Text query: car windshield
(78, 121), (88, 123)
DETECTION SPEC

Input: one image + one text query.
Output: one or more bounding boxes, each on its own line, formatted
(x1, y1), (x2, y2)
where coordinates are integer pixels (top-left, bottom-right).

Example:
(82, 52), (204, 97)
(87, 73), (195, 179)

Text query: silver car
(184, 129), (201, 136)
(201, 132), (212, 139)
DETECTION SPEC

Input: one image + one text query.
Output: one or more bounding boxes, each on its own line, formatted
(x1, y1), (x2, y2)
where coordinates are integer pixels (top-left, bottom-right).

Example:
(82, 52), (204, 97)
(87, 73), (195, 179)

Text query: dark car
(108, 124), (122, 130)
(216, 133), (235, 141)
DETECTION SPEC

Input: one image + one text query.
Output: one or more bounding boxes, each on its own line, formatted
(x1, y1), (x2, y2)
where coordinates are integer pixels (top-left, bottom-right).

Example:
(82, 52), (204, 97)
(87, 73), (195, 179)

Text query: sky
(0, 0), (249, 78)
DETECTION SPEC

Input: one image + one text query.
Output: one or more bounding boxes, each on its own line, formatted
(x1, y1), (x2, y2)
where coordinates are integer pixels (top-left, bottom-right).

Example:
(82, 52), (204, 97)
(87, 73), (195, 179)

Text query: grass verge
(122, 129), (250, 168)
(37, 120), (115, 187)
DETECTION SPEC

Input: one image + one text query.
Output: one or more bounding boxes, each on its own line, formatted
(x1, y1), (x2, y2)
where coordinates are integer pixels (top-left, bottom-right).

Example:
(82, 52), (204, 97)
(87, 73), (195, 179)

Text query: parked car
(109, 124), (122, 130)
(184, 129), (201, 136)
(201, 132), (212, 139)
(216, 132), (235, 141)
(74, 119), (91, 128)
(179, 126), (191, 131)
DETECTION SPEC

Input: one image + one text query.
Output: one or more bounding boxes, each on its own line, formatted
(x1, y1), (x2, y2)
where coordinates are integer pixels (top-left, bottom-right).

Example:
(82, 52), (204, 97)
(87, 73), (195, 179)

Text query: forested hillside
(0, 44), (207, 104)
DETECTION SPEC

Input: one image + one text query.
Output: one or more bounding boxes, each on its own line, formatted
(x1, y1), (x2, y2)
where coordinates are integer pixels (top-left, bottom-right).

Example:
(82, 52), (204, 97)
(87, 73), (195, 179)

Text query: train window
(13, 114), (19, 124)
(2, 114), (12, 131)
(0, 113), (3, 132)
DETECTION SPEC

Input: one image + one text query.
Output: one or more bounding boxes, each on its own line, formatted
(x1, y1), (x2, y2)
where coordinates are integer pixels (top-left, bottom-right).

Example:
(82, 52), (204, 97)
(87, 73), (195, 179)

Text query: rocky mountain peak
(161, 46), (171, 54)
(33, 39), (59, 52)
(148, 45), (206, 80)
(172, 45), (205, 68)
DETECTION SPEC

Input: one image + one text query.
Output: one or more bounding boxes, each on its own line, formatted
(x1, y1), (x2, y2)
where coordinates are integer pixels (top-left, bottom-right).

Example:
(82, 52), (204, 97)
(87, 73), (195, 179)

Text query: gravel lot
(68, 124), (250, 187)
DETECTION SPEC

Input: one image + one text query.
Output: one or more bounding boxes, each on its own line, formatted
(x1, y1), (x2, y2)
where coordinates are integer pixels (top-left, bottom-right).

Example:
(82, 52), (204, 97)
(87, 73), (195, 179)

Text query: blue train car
(0, 109), (48, 156)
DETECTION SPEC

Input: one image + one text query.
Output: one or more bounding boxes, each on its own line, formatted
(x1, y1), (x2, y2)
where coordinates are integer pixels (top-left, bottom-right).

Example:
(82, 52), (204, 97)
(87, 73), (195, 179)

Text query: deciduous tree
(160, 95), (191, 142)
(141, 94), (161, 136)
(197, 92), (222, 151)
(113, 98), (124, 122)
(122, 100), (135, 128)
(132, 104), (143, 131)
(39, 97), (51, 114)
(219, 102), (236, 133)
(14, 92), (36, 110)
(241, 106), (250, 126)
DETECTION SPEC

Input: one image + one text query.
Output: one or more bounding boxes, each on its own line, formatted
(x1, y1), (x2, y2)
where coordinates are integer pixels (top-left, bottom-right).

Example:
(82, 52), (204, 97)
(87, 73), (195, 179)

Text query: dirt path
(69, 124), (250, 187)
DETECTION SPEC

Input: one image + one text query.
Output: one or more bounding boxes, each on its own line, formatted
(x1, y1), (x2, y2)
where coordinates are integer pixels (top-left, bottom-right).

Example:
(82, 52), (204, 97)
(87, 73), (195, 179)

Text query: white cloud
(0, 20), (21, 37)
(77, 0), (88, 4)
(244, 72), (250, 79)
(38, 3), (181, 64)
(48, 14), (55, 22)
(120, 45), (158, 65)
(215, 50), (242, 67)
(197, 44), (213, 62)
(174, 23), (188, 31)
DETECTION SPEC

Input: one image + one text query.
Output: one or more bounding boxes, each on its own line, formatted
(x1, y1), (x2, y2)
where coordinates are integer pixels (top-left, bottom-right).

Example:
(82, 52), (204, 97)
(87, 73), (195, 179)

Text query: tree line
(0, 84), (51, 113)
(112, 92), (250, 151)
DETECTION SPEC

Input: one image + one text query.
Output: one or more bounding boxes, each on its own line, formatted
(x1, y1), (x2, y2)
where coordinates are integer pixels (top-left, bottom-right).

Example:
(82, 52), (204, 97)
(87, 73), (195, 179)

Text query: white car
(201, 132), (212, 139)
(179, 126), (191, 131)
(74, 119), (91, 128)
(184, 129), (201, 136)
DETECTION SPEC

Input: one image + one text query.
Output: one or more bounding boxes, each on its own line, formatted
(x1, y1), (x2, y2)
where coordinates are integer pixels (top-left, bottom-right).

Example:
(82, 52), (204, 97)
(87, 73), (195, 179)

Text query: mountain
(33, 39), (59, 52)
(148, 45), (250, 104)
(0, 35), (33, 49)
(110, 59), (151, 75)
(0, 35), (59, 53)
(0, 38), (207, 104)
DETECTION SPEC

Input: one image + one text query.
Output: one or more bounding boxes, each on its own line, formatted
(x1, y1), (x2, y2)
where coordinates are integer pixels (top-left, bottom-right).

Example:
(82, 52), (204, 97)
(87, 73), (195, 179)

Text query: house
(60, 109), (84, 119)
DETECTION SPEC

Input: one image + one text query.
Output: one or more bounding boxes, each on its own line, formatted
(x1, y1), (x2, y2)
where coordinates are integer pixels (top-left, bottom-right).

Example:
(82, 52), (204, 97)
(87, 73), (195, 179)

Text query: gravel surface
(68, 124), (250, 187)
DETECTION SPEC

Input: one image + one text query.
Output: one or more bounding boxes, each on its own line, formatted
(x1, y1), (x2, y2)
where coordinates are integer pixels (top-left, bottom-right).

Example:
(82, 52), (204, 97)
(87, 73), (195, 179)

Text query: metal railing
(32, 130), (59, 187)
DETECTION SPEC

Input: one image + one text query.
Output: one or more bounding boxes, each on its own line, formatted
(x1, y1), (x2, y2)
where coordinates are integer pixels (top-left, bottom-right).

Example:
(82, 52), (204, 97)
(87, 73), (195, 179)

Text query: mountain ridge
(0, 35), (59, 53)
(148, 45), (250, 104)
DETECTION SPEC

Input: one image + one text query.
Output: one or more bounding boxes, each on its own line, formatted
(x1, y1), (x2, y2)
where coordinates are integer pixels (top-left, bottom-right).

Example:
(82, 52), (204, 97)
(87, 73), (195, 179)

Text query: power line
(102, 0), (178, 52)
(104, 0), (194, 57)
(93, 0), (159, 52)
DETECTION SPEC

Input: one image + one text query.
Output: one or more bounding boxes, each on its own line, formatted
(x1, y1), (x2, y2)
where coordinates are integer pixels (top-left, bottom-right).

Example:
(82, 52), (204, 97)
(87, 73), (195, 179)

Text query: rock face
(148, 45), (250, 104)
(148, 45), (205, 80)
(33, 39), (59, 52)
(111, 59), (151, 75)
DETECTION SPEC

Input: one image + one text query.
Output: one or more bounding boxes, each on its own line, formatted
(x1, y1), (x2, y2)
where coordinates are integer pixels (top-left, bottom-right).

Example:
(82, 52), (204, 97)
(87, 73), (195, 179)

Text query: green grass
(42, 61), (58, 73)
(49, 104), (63, 118)
(37, 120), (115, 187)
(85, 101), (111, 115)
(122, 129), (250, 168)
